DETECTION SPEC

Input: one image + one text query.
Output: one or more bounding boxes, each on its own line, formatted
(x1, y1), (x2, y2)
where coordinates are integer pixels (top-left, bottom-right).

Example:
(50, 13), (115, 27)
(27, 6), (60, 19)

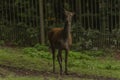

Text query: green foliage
(37, 51), (51, 60)
(0, 47), (120, 79)
(69, 51), (93, 60)
(82, 50), (106, 57)
(0, 0), (40, 46)
(72, 22), (120, 50)
(0, 0), (120, 49)
(0, 1), (119, 52)
(34, 44), (49, 52)
(22, 44), (106, 60)
(105, 64), (112, 70)
(111, 28), (120, 46)
(72, 23), (100, 50)
(0, 40), (5, 46)
(22, 47), (51, 59)
(22, 47), (38, 57)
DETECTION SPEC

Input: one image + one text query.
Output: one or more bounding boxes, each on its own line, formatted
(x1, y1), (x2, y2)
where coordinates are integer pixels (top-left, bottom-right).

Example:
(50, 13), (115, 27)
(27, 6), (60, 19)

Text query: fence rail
(0, 0), (120, 49)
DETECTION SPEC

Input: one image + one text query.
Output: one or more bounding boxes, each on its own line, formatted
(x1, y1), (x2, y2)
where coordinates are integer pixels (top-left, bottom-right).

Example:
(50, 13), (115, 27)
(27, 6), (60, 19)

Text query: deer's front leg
(65, 49), (69, 75)
(51, 47), (55, 73)
(57, 49), (63, 75)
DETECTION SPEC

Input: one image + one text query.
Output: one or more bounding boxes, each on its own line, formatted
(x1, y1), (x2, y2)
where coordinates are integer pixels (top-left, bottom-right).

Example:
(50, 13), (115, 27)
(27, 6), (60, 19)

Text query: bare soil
(0, 64), (119, 80)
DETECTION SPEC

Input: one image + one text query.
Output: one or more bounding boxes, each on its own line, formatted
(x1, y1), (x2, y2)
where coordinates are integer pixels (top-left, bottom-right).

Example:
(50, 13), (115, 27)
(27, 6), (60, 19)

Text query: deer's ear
(64, 8), (67, 11)
(64, 9), (69, 13)
(64, 10), (68, 14)
(72, 12), (75, 16)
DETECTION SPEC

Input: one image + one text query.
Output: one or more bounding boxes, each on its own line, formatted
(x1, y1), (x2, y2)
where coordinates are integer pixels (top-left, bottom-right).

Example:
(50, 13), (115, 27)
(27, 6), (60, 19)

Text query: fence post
(39, 0), (45, 45)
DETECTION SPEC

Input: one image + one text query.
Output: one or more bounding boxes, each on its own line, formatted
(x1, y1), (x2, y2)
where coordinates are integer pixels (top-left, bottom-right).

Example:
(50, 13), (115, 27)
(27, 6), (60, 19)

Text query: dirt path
(0, 64), (119, 80)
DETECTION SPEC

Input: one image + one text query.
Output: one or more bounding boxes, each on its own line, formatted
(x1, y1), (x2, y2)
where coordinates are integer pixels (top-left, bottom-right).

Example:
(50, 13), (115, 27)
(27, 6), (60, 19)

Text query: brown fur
(48, 10), (74, 75)
(48, 28), (72, 49)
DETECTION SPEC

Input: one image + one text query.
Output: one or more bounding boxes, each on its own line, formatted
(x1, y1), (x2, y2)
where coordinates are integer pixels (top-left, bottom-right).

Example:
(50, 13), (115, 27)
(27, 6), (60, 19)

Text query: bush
(22, 47), (51, 59)
(0, 40), (5, 46)
(38, 51), (51, 60)
(69, 51), (93, 60)
(22, 47), (38, 57)
(34, 44), (49, 52)
(72, 23), (100, 50)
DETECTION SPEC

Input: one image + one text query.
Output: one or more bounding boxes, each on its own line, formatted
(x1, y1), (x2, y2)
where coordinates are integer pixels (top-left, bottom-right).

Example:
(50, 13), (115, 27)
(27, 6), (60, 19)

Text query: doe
(48, 10), (74, 75)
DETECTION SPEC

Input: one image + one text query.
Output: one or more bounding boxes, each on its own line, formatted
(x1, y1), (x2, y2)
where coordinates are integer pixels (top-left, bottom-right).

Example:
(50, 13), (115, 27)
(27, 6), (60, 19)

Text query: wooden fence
(0, 0), (120, 49)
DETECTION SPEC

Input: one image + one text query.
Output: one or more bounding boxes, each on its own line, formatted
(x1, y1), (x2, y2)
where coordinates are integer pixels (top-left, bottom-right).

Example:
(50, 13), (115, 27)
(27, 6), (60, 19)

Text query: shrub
(38, 51), (51, 60)
(69, 51), (93, 60)
(34, 44), (49, 52)
(22, 47), (51, 59)
(0, 40), (5, 46)
(22, 47), (38, 57)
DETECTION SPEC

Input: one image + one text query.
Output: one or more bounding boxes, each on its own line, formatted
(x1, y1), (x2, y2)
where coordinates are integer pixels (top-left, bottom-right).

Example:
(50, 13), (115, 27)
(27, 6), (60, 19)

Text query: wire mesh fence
(0, 0), (120, 49)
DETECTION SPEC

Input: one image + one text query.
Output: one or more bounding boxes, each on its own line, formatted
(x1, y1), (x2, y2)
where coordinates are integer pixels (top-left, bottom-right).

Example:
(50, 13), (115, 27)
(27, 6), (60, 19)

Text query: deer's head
(64, 9), (74, 23)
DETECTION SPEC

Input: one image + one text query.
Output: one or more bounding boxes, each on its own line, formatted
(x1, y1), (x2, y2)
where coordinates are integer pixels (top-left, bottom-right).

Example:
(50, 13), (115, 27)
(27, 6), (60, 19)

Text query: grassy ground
(0, 76), (93, 80)
(0, 47), (120, 80)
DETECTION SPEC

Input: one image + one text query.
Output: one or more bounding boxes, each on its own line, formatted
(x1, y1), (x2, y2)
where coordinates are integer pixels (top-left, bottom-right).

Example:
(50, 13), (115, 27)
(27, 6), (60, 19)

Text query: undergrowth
(0, 45), (120, 79)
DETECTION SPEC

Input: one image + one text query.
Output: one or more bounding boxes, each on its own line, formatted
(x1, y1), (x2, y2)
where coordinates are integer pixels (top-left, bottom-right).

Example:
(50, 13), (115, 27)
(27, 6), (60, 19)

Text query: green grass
(0, 48), (52, 72)
(0, 47), (120, 79)
(0, 76), (93, 80)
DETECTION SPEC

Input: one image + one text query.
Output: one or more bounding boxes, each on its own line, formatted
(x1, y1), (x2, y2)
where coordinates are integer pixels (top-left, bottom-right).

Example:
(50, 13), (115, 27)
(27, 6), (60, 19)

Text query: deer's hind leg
(50, 42), (56, 73)
(52, 48), (56, 73)
(57, 49), (63, 75)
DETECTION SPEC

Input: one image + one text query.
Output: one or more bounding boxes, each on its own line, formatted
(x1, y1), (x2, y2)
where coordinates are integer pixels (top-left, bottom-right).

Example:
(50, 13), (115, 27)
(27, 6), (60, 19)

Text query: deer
(48, 9), (74, 75)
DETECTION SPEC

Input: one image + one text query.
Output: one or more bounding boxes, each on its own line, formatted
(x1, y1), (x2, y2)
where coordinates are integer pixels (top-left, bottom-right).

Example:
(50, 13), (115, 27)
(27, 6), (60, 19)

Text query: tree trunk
(39, 0), (45, 44)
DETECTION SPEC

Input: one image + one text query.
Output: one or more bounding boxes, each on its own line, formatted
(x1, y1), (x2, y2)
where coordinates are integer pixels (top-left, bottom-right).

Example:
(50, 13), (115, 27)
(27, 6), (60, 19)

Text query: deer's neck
(63, 20), (71, 39)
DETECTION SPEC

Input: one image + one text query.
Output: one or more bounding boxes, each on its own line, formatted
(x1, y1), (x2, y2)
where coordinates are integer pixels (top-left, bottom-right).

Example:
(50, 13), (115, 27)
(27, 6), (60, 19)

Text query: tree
(39, 0), (45, 45)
